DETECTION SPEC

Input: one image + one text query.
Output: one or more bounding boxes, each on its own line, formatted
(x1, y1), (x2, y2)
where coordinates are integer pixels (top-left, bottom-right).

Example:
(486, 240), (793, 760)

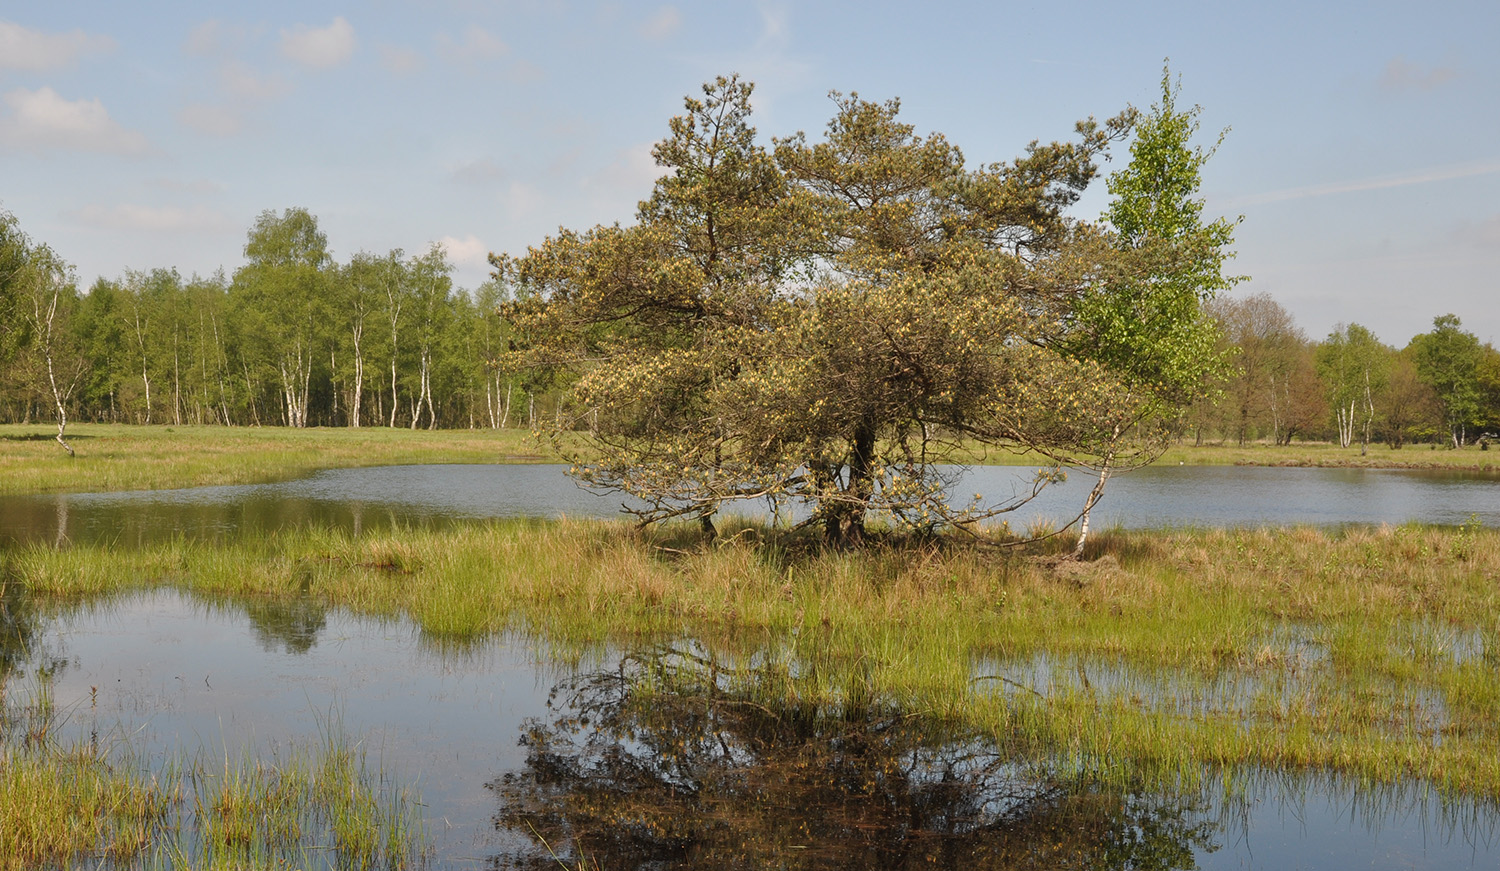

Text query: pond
(2, 589), (1495, 869)
(3, 462), (1499, 867)
(3, 462), (1498, 546)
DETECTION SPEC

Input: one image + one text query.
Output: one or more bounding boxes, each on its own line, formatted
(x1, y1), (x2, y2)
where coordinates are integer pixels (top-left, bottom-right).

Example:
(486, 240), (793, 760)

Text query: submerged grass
(7, 517), (1500, 802)
(0, 682), (428, 871)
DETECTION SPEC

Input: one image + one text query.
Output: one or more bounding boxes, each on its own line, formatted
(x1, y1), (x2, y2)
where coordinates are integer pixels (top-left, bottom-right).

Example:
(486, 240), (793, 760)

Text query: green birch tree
(1061, 64), (1238, 553)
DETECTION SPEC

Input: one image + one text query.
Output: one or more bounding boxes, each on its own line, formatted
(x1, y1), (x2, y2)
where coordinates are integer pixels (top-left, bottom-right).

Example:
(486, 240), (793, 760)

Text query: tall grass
(9, 517), (1500, 800)
(0, 682), (429, 871)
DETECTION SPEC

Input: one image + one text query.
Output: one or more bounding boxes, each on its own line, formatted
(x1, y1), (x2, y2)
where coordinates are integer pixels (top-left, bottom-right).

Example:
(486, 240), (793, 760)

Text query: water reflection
(244, 595), (328, 654)
(2, 464), (1497, 547)
(493, 645), (1218, 870)
(3, 588), (1498, 869)
(0, 579), (48, 677)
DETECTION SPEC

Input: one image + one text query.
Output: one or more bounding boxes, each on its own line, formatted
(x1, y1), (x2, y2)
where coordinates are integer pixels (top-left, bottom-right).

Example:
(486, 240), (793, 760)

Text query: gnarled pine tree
(499, 72), (1234, 546)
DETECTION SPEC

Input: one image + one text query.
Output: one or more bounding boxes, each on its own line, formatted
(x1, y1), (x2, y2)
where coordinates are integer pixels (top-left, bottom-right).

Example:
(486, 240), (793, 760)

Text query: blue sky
(3, 1), (1497, 347)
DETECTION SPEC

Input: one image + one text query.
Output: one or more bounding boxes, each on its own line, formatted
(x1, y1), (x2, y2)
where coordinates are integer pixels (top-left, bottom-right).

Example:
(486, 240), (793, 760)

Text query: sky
(3, 0), (1497, 348)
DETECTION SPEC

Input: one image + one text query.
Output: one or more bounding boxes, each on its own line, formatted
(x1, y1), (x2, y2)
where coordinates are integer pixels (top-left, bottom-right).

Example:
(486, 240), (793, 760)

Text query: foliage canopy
(499, 73), (1236, 543)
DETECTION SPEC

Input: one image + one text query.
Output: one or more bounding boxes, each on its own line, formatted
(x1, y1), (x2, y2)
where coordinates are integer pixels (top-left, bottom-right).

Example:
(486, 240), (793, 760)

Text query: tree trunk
(1072, 451), (1114, 559)
(36, 288), (75, 457)
(350, 317), (365, 428)
(172, 338), (182, 426)
(389, 355), (399, 428)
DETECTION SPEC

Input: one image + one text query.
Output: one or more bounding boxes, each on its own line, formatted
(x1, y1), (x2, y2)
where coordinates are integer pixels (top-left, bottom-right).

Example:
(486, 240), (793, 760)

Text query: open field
(0, 423), (561, 496)
(6, 518), (1500, 799)
(4, 424), (1497, 498)
(1158, 440), (1500, 471)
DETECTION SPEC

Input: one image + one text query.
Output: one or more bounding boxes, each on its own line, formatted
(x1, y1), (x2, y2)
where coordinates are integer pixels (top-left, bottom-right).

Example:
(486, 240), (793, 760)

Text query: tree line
(2, 108), (1497, 463)
(1, 206), (551, 434)
(1196, 293), (1500, 450)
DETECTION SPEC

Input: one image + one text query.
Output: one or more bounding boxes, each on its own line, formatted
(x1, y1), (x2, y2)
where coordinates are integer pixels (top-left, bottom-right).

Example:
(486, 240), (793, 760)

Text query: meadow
(4, 422), (1496, 497)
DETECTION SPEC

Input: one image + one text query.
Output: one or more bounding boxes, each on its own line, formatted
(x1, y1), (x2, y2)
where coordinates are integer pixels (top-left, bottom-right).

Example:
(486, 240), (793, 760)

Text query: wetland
(3, 444), (1500, 868)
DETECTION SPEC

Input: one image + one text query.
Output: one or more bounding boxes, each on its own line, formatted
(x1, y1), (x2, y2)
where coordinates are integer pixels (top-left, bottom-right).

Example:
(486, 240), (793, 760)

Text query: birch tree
(1411, 314), (1483, 447)
(19, 245), (86, 455)
(1315, 323), (1387, 452)
(1061, 65), (1237, 554)
(233, 208), (333, 428)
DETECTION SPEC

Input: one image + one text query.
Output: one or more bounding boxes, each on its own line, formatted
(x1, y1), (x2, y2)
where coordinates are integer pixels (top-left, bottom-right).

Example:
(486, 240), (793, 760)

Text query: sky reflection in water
(1, 590), (1493, 869)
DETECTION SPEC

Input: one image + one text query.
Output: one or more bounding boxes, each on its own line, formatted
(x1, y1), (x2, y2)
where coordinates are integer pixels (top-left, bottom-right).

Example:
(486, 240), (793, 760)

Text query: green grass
(1157, 440), (1500, 471)
(6, 424), (1493, 498)
(0, 422), (568, 496)
(7, 518), (1500, 799)
(0, 684), (428, 871)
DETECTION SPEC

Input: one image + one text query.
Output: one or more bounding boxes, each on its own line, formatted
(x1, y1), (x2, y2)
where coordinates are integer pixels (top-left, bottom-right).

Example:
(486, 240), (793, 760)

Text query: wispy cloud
(219, 60), (289, 101)
(449, 157), (505, 185)
(1457, 214), (1500, 249)
(581, 142), (667, 201)
(1230, 158), (1500, 207)
(438, 24), (508, 62)
(177, 103), (242, 137)
(68, 203), (233, 233)
(183, 19), (253, 57)
(379, 44), (424, 74)
(0, 20), (115, 71)
(147, 177), (226, 195)
(1379, 56), (1459, 92)
(280, 17), (356, 69)
(0, 86), (150, 155)
(639, 6), (683, 40)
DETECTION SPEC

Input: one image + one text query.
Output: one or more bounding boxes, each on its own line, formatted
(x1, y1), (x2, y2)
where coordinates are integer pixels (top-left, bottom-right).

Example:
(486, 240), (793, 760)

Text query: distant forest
(3, 206), (1498, 447)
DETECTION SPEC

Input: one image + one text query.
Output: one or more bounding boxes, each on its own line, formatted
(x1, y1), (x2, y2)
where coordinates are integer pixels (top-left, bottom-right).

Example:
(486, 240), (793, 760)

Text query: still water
(6, 590), (1495, 869)
(3, 462), (1498, 546)
(3, 463), (1499, 867)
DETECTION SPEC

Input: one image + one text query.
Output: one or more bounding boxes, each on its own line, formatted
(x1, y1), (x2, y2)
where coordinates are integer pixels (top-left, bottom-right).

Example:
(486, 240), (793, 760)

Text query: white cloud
(379, 44), (424, 74)
(280, 17), (356, 69)
(0, 86), (150, 155)
(437, 234), (489, 270)
(68, 204), (233, 233)
(639, 6), (682, 40)
(438, 24), (508, 61)
(1379, 56), (1459, 92)
(178, 103), (243, 137)
(1230, 158), (1500, 207)
(0, 20), (115, 71)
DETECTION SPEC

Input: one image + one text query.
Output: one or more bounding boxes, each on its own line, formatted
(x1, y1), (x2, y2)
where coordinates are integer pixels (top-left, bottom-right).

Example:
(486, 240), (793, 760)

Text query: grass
(1157, 440), (1500, 471)
(0, 681), (429, 871)
(7, 517), (1500, 800)
(0, 422), (567, 496)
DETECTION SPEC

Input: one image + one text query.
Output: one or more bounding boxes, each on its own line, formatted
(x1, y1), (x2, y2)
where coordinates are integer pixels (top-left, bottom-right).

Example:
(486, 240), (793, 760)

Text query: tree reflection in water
(491, 645), (1217, 870)
(244, 595), (328, 655)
